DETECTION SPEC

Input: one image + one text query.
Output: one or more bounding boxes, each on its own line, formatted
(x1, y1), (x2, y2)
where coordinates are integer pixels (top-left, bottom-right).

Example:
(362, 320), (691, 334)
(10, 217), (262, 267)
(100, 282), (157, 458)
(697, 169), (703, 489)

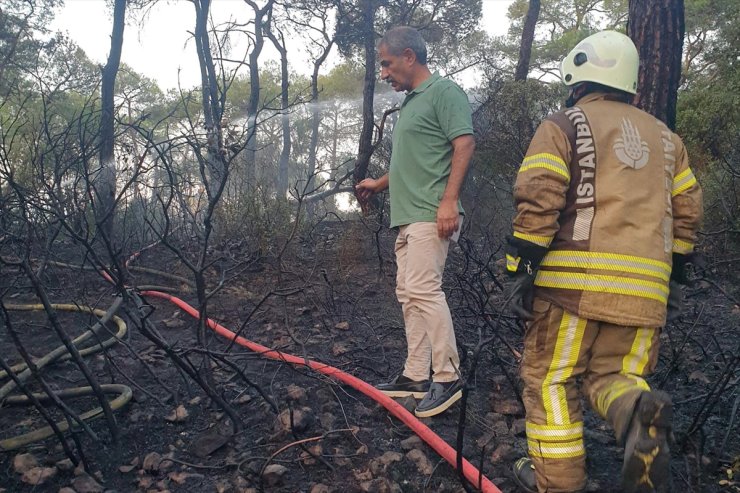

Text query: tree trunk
(628, 0), (685, 130)
(306, 39), (333, 218)
(97, 0), (126, 239)
(194, 0), (226, 199)
(514, 0), (540, 81)
(353, 0), (377, 186)
(245, 0), (274, 185)
(266, 28), (291, 199)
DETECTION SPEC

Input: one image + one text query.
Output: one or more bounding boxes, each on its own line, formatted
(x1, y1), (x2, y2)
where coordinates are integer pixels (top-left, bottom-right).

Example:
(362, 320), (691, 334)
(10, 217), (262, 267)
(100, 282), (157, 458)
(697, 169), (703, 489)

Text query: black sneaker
(376, 374), (430, 399)
(512, 457), (537, 493)
(622, 391), (673, 493)
(414, 380), (462, 418)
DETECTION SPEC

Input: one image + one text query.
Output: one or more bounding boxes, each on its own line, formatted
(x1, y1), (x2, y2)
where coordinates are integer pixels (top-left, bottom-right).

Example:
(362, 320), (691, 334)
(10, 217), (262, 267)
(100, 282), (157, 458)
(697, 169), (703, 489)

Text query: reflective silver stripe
(526, 422), (583, 441)
(541, 251), (671, 282)
(520, 153), (571, 181)
(672, 168), (697, 196)
(572, 207), (594, 241)
(535, 271), (669, 303)
(528, 438), (585, 458)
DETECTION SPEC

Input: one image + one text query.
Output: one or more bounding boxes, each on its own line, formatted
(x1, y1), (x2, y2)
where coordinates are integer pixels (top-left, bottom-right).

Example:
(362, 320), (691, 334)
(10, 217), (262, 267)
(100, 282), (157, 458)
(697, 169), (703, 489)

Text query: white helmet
(559, 31), (639, 95)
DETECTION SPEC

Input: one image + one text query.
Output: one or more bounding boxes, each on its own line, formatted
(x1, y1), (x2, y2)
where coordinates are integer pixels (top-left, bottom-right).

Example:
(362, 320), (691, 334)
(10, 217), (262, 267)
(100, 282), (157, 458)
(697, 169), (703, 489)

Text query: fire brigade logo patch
(613, 118), (650, 169)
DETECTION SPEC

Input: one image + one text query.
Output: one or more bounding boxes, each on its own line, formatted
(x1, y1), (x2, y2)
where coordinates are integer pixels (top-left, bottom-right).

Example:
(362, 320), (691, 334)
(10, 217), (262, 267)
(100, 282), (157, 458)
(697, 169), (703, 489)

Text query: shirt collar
(408, 71), (441, 95)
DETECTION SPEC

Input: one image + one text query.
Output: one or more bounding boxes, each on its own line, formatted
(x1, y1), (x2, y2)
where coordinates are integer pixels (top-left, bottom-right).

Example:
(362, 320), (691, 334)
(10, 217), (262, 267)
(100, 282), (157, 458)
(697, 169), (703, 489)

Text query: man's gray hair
(380, 26), (427, 65)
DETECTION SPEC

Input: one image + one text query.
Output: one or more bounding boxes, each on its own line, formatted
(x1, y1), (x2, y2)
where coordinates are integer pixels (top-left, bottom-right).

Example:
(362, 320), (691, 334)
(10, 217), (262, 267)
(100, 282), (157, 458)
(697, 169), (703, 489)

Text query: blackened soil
(1, 221), (738, 493)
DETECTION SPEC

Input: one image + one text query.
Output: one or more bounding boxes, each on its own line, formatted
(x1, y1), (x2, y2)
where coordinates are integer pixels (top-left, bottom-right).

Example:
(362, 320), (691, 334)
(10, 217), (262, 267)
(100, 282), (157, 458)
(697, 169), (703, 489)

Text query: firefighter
(505, 31), (703, 492)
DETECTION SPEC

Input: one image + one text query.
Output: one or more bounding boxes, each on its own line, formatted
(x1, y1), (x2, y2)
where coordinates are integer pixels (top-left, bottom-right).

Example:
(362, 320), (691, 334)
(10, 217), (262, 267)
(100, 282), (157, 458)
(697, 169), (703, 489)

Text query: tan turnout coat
(510, 92), (703, 327)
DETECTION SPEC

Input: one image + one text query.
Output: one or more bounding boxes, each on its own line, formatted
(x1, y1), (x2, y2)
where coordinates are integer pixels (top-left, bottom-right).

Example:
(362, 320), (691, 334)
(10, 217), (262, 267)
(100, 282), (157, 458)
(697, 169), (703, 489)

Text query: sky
(51, 0), (515, 91)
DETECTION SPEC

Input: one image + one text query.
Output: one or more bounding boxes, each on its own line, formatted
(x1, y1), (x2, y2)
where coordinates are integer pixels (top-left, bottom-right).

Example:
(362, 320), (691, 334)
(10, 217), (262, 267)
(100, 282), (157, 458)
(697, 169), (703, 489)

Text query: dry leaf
(168, 471), (192, 484)
(13, 453), (38, 474)
(142, 452), (162, 473)
(21, 467), (56, 485)
(689, 370), (710, 384)
(165, 405), (189, 423)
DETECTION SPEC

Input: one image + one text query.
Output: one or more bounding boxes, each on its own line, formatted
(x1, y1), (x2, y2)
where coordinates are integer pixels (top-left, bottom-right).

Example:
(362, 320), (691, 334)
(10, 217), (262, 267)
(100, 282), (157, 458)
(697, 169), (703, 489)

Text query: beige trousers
(522, 297), (661, 492)
(395, 222), (460, 383)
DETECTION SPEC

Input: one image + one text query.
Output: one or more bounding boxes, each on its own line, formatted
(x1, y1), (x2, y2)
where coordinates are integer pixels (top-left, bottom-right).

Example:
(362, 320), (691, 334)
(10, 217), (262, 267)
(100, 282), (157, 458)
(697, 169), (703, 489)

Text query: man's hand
(436, 198), (460, 239)
(355, 175), (389, 205)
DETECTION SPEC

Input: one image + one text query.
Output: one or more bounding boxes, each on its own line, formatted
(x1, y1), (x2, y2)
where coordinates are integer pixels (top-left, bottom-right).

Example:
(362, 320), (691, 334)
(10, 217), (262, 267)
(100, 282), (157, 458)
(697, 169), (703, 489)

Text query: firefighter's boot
(511, 457), (537, 493)
(622, 390), (673, 493)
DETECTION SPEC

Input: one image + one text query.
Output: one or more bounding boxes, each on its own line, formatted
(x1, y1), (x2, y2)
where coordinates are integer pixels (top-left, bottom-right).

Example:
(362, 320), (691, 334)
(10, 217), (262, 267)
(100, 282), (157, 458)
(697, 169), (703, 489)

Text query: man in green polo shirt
(356, 26), (475, 418)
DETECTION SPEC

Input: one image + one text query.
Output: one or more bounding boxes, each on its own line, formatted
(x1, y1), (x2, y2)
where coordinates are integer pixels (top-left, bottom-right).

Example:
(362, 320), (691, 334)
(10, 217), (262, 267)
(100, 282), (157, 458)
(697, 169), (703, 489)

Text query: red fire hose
(141, 290), (502, 493)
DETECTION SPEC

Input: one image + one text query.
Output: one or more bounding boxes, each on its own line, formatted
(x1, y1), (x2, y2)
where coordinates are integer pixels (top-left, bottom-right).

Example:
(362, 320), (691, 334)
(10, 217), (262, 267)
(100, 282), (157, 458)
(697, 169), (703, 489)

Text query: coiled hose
(0, 301), (132, 451)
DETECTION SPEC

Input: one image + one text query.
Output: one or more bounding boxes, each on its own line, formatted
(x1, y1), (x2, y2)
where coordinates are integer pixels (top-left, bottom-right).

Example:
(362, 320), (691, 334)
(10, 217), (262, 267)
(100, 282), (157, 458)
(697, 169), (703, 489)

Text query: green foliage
(465, 79), (564, 235)
(334, 0), (483, 59)
(225, 63), (312, 116)
(0, 0), (62, 92)
(318, 61), (365, 99)
(503, 0), (627, 77)
(676, 0), (739, 263)
(212, 188), (296, 254)
(675, 0), (739, 258)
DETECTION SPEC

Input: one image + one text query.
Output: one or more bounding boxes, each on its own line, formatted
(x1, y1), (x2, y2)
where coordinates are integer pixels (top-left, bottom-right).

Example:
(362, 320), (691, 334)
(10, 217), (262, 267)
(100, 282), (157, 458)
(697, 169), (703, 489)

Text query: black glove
(666, 280), (683, 322)
(671, 251), (706, 285)
(504, 235), (548, 321)
(671, 253), (689, 285)
(505, 269), (537, 320)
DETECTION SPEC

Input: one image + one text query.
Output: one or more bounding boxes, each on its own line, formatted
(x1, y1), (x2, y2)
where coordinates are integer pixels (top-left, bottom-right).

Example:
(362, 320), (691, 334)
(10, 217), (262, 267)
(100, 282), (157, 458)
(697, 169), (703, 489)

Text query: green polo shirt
(388, 72), (473, 228)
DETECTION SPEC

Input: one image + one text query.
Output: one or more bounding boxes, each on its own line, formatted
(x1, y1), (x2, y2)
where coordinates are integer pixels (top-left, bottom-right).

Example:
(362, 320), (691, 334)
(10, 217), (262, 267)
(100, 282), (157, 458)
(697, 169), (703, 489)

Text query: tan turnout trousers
(522, 297), (661, 492)
(395, 222), (460, 383)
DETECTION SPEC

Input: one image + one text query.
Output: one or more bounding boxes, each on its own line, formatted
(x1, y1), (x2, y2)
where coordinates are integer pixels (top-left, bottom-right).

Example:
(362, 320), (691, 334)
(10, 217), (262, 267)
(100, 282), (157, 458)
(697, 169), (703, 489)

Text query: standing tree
(628, 0), (685, 129)
(336, 0), (380, 187)
(514, 0), (540, 81)
(264, 20), (291, 199)
(96, 0), (127, 239)
(244, 0), (276, 185)
(285, 0), (336, 216)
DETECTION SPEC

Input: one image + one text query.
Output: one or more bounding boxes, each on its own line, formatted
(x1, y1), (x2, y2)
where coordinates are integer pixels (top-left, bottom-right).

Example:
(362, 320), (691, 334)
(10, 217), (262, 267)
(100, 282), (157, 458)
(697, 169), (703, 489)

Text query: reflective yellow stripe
(672, 168), (697, 196)
(595, 379), (649, 417)
(520, 153), (571, 181)
(535, 271), (669, 303)
(513, 231), (553, 248)
(541, 251), (670, 282)
(528, 438), (585, 459)
(672, 238), (694, 254)
(595, 328), (654, 417)
(526, 422), (583, 441)
(623, 327), (654, 376)
(506, 254), (520, 272)
(542, 312), (586, 425)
